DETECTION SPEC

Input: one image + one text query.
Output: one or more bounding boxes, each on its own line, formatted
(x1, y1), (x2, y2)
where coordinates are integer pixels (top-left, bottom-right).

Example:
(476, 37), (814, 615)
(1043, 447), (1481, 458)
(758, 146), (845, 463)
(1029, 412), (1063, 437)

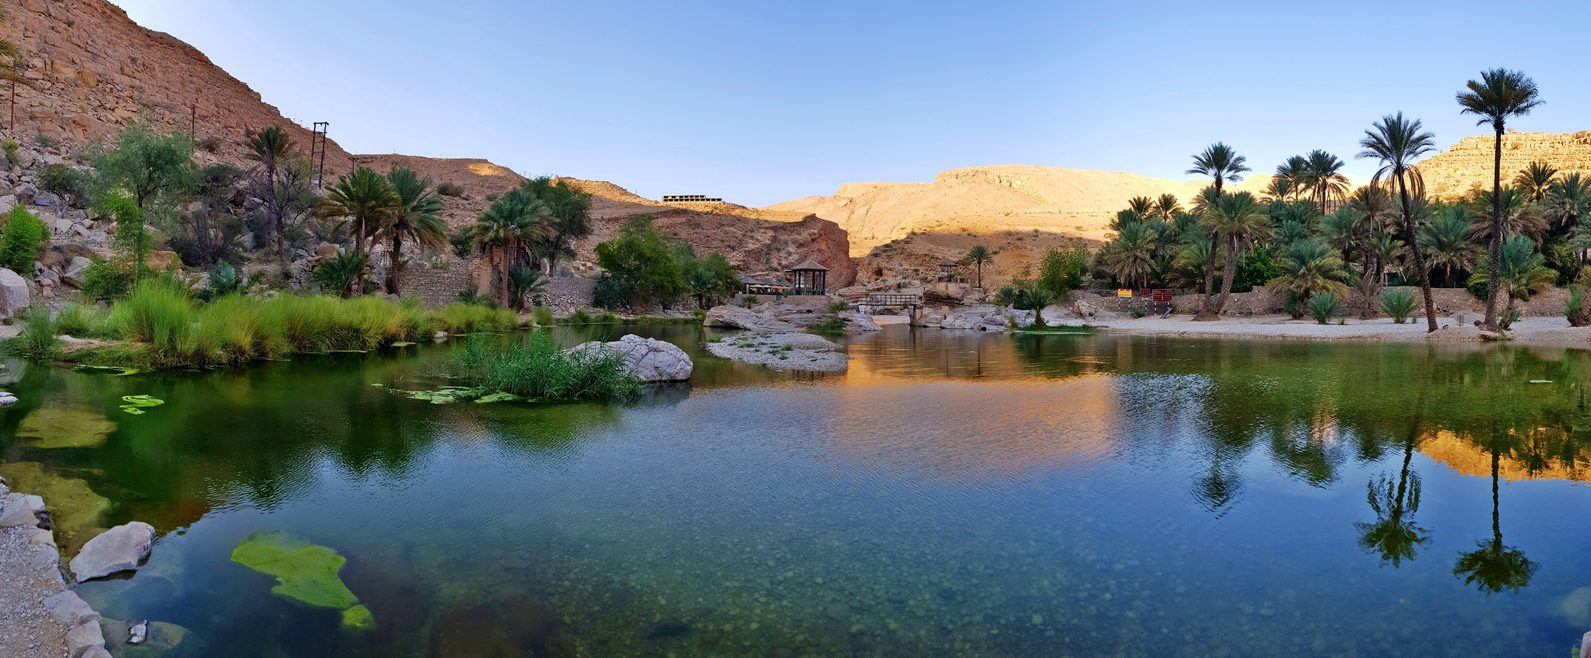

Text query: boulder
(0, 194), (15, 214)
(66, 619), (105, 658)
(0, 267), (28, 319)
(569, 334), (693, 383)
(0, 492), (46, 528)
(63, 256), (92, 288)
(838, 310), (882, 332)
(43, 590), (100, 628)
(69, 521), (156, 581)
(703, 305), (794, 332)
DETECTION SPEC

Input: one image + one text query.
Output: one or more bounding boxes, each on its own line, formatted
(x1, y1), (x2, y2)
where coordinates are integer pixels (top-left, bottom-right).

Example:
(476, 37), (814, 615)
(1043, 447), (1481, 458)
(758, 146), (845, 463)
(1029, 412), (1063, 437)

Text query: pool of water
(3, 325), (1590, 656)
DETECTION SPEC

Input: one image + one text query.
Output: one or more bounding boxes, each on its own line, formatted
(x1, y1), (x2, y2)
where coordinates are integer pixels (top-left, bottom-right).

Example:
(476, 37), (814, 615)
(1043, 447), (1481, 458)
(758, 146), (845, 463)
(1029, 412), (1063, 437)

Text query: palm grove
(1092, 68), (1577, 332)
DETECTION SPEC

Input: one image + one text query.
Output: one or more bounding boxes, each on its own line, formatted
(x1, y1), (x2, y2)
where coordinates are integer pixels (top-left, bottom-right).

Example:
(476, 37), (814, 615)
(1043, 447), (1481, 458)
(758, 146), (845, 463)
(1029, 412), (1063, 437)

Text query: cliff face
(1417, 131), (1591, 199)
(1, 0), (352, 173)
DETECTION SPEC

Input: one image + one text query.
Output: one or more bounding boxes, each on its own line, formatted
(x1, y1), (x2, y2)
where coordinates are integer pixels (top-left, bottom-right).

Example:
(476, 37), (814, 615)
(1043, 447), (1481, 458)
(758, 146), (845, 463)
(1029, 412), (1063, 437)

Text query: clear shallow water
(3, 326), (1590, 656)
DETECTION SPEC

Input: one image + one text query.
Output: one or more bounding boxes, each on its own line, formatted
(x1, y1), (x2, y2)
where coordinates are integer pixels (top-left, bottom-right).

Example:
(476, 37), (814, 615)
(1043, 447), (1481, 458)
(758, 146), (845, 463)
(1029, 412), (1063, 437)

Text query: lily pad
(403, 386), (485, 404)
(389, 341), (416, 348)
(119, 395), (165, 415)
(1529, 379), (1553, 384)
(230, 531), (360, 611)
(17, 406), (118, 448)
(342, 604), (375, 631)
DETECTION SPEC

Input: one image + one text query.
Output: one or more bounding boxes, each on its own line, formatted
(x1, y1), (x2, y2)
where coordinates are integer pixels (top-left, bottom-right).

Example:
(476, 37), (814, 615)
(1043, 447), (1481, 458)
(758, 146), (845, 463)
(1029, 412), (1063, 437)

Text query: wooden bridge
(863, 293), (923, 308)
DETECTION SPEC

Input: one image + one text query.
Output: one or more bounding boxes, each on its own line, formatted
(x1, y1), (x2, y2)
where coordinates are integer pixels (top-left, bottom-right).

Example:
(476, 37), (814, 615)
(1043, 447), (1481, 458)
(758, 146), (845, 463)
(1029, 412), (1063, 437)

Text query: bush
(1282, 291), (1304, 320)
(0, 139), (17, 168)
(199, 261), (246, 300)
(1379, 289), (1416, 324)
(80, 259), (136, 301)
(432, 302), (517, 334)
(449, 333), (639, 401)
(10, 307), (61, 360)
(593, 216), (687, 310)
(39, 164), (87, 207)
(312, 252), (368, 297)
(1308, 292), (1340, 325)
(196, 135), (223, 153)
(532, 306), (556, 327)
(54, 303), (106, 338)
(437, 181), (466, 198)
(0, 207), (48, 271)
(1568, 286), (1591, 327)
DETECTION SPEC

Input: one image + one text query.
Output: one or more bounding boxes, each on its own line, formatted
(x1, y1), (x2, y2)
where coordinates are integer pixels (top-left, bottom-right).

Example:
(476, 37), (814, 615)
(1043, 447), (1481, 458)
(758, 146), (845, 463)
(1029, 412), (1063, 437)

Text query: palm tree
(1358, 113), (1439, 332)
(1468, 235), (1555, 329)
(1127, 196), (1155, 217)
(318, 167), (399, 294)
(524, 177), (593, 274)
(1467, 186), (1545, 244)
(247, 126), (296, 259)
(1322, 207), (1359, 267)
(1202, 191), (1272, 315)
(1512, 161), (1558, 202)
(1100, 222), (1158, 289)
(472, 187), (549, 306)
(382, 168), (448, 295)
(1188, 144), (1251, 319)
(1458, 69), (1544, 330)
(1154, 194), (1183, 222)
(1419, 206), (1481, 287)
(1274, 155), (1309, 202)
(1303, 150), (1350, 215)
(964, 244), (994, 289)
(1453, 431), (1537, 593)
(1266, 237), (1348, 304)
(1347, 185), (1394, 316)
(1545, 172), (1591, 232)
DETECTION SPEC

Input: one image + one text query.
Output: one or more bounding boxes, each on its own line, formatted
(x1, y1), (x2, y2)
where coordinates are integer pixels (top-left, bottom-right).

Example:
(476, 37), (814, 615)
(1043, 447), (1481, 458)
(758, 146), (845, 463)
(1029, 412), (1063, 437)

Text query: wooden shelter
(787, 259), (829, 295)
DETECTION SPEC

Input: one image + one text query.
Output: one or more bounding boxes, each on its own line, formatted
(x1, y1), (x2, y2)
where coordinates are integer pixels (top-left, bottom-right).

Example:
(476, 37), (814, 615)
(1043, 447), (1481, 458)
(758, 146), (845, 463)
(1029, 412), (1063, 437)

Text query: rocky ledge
(0, 480), (111, 658)
(706, 332), (848, 373)
(568, 335), (693, 383)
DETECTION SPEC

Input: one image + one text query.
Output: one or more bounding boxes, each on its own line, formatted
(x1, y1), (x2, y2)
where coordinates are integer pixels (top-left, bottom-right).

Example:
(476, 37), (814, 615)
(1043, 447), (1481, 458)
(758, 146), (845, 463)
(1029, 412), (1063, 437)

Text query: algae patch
(230, 531), (369, 628)
(17, 406), (118, 448)
(119, 395), (165, 415)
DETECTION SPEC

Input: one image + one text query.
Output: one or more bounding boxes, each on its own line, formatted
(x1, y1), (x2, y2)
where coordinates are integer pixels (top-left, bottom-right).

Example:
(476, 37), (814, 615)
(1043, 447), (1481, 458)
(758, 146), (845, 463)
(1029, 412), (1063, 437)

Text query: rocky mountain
(1, 0), (853, 304)
(1415, 131), (1591, 199)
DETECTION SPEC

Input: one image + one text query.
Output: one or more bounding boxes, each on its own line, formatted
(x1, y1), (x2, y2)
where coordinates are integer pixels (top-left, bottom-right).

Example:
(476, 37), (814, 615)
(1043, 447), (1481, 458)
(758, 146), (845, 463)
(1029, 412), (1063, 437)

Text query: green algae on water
(230, 531), (361, 612)
(341, 604), (375, 632)
(119, 394), (165, 415)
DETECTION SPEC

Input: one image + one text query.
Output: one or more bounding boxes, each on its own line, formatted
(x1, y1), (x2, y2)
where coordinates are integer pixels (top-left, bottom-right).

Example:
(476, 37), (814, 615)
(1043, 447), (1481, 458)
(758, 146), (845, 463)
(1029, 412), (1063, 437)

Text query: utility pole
(310, 121), (329, 189)
(8, 81), (15, 133)
(189, 102), (197, 138)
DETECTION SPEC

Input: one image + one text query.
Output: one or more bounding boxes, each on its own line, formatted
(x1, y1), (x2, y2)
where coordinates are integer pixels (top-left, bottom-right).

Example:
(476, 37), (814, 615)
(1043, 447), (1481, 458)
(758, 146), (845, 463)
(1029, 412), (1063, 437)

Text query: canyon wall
(1416, 131), (1591, 199)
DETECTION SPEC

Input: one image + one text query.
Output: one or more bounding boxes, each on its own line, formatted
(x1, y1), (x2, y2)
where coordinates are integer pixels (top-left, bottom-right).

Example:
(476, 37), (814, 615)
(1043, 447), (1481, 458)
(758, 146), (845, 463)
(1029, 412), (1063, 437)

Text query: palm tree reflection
(1453, 432), (1537, 593)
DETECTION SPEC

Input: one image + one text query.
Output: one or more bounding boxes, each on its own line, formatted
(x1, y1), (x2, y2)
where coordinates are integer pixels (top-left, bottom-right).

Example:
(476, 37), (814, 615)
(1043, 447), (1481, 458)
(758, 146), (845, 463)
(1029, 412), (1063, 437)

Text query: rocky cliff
(1416, 131), (1591, 199)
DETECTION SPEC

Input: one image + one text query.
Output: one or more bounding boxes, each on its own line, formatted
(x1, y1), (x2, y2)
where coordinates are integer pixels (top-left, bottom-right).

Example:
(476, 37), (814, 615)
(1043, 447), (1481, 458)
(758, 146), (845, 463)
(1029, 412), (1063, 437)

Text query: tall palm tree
(383, 168), (448, 295)
(964, 244), (994, 289)
(248, 126), (296, 259)
(1274, 155), (1309, 202)
(1202, 191), (1272, 315)
(1188, 144), (1251, 319)
(1322, 207), (1359, 267)
(1418, 206), (1481, 287)
(472, 187), (549, 306)
(1512, 161), (1557, 202)
(1127, 196), (1155, 218)
(1358, 113), (1439, 332)
(1458, 68), (1544, 330)
(1545, 172), (1591, 232)
(1468, 235), (1555, 328)
(1347, 185), (1394, 316)
(1302, 150), (1350, 215)
(1154, 193), (1183, 222)
(318, 167), (399, 293)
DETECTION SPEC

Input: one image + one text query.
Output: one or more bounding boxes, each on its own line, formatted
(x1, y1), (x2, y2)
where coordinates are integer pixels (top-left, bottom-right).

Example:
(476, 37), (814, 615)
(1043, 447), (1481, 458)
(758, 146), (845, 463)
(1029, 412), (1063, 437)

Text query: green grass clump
(432, 302), (517, 335)
(1308, 291), (1341, 325)
(10, 307), (62, 360)
(531, 306), (556, 327)
(1378, 289), (1417, 324)
(449, 332), (639, 401)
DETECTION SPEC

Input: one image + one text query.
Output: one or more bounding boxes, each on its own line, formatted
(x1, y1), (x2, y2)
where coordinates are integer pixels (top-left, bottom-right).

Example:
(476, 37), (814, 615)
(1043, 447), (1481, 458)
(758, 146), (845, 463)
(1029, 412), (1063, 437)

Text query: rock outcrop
(0, 268), (30, 320)
(569, 334), (693, 383)
(68, 521), (155, 582)
(1418, 131), (1591, 200)
(703, 305), (797, 333)
(706, 332), (848, 373)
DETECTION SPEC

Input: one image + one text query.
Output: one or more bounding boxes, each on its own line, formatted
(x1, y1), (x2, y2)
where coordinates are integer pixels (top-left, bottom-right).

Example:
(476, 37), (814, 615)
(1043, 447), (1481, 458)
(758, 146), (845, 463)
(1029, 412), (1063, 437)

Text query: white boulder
(0, 268), (28, 319)
(69, 521), (156, 582)
(569, 334), (693, 383)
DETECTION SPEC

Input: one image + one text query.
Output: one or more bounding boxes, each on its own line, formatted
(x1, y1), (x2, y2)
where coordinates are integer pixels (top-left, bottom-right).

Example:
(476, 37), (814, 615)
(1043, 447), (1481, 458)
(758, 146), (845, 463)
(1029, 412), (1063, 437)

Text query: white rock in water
(568, 334), (693, 382)
(0, 392), (17, 407)
(69, 521), (155, 581)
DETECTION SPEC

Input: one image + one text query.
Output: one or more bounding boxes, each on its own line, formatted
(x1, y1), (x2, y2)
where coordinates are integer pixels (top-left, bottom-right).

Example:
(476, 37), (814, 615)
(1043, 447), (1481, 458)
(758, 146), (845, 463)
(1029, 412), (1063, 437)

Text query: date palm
(1468, 235), (1555, 328)
(1418, 206), (1480, 287)
(964, 244), (994, 289)
(472, 187), (549, 306)
(1458, 68), (1544, 330)
(1202, 191), (1271, 315)
(1347, 185), (1393, 316)
(1512, 161), (1557, 202)
(1274, 155), (1309, 202)
(1545, 173), (1590, 231)
(1127, 196), (1155, 218)
(1100, 221), (1157, 289)
(247, 126), (297, 259)
(1188, 144), (1250, 319)
(1154, 193), (1183, 222)
(319, 167), (399, 294)
(1466, 186), (1545, 244)
(1359, 113), (1439, 332)
(1303, 150), (1351, 215)
(1266, 237), (1347, 304)
(1322, 207), (1359, 266)
(382, 168), (448, 295)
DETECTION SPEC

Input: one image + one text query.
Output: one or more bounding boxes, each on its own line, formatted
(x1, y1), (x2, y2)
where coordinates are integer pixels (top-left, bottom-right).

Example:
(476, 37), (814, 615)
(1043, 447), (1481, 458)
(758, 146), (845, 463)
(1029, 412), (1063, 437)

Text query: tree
(247, 126), (297, 257)
(93, 124), (196, 216)
(318, 167), (399, 295)
(1346, 186), (1394, 316)
(1418, 206), (1480, 287)
(1321, 207), (1359, 267)
(169, 163), (244, 267)
(1355, 405), (1428, 567)
(1466, 186), (1544, 244)
(1273, 155), (1309, 202)
(472, 186), (548, 306)
(1266, 237), (1347, 305)
(506, 266), (545, 311)
(680, 247), (741, 309)
(1512, 161), (1557, 202)
(1127, 195), (1155, 217)
(963, 244), (994, 289)
(1037, 246), (1089, 296)
(101, 191), (153, 280)
(1187, 143), (1250, 319)
(1202, 191), (1272, 315)
(1544, 173), (1590, 232)
(1468, 235), (1555, 329)
(1154, 194), (1182, 222)
(1358, 113), (1439, 332)
(1302, 150), (1350, 215)
(1457, 68), (1543, 330)
(1099, 221), (1157, 289)
(523, 177), (592, 274)
(593, 215), (687, 310)
(383, 168), (448, 295)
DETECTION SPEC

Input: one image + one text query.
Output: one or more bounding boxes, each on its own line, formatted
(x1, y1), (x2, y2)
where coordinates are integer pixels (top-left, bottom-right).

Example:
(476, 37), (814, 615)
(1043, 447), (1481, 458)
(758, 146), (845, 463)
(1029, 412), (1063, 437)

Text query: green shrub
(1379, 289), (1417, 324)
(0, 207), (48, 271)
(1283, 291), (1304, 320)
(1129, 303), (1148, 319)
(80, 259), (137, 301)
(1308, 292), (1340, 325)
(313, 253), (368, 297)
(0, 139), (17, 168)
(1568, 286), (1590, 327)
(449, 333), (639, 401)
(199, 261), (246, 300)
(54, 303), (105, 338)
(565, 309), (593, 325)
(39, 164), (87, 207)
(432, 302), (517, 335)
(531, 306), (555, 327)
(456, 289), (495, 307)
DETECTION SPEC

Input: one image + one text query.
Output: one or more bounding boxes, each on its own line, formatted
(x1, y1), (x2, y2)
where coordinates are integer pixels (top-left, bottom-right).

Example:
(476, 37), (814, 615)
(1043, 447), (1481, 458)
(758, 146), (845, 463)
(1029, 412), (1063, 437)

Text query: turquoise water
(3, 326), (1590, 656)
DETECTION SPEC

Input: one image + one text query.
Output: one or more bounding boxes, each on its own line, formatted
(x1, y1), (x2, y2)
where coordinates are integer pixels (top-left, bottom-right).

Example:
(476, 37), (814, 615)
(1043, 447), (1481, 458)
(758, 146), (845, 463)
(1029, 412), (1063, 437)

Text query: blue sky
(113, 0), (1591, 206)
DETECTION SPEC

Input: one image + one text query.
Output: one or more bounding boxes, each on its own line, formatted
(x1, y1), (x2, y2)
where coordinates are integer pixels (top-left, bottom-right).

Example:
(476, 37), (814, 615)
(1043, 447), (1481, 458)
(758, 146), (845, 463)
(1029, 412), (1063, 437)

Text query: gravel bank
(0, 482), (70, 658)
(1088, 315), (1591, 349)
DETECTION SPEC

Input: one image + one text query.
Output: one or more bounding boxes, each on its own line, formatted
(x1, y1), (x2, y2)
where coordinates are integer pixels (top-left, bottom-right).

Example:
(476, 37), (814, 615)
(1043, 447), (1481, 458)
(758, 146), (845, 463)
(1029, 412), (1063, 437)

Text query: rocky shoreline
(0, 479), (108, 658)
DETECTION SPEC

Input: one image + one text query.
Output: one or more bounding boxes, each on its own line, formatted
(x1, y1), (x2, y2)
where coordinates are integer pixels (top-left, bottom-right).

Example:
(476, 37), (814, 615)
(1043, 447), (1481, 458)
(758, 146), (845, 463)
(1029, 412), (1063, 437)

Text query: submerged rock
(70, 521), (155, 581)
(706, 332), (848, 372)
(569, 334), (693, 383)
